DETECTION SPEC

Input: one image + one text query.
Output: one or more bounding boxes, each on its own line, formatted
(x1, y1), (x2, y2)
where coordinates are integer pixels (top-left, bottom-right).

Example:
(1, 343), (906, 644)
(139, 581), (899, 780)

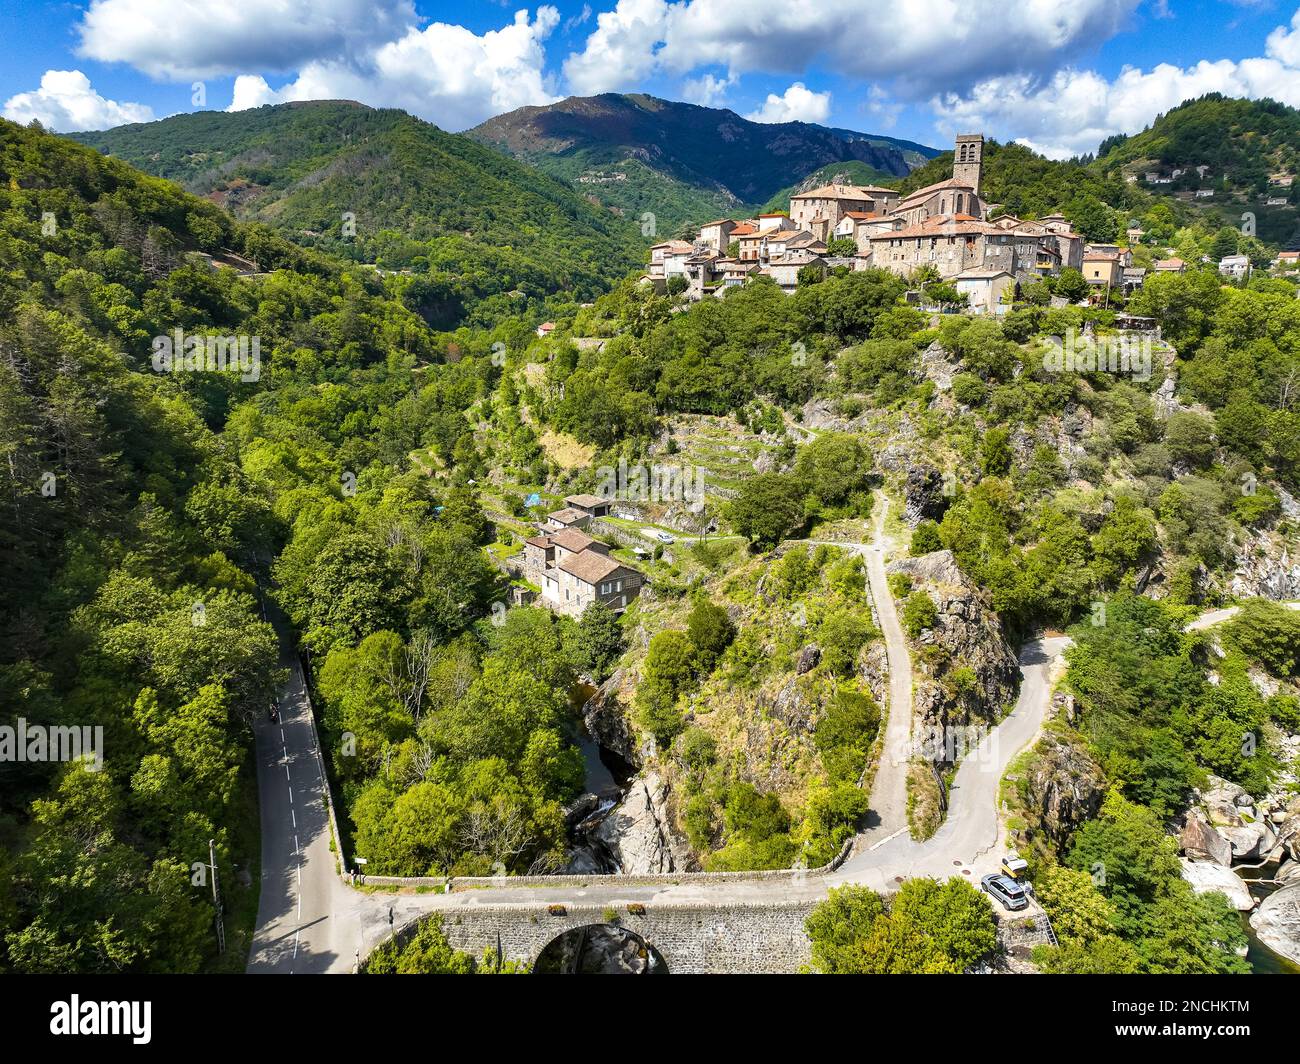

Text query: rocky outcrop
(887, 550), (1020, 756)
(592, 771), (694, 874)
(918, 341), (956, 394)
(796, 644), (821, 675)
(903, 464), (948, 526)
(1251, 883), (1300, 966)
(1228, 528), (1300, 601)
(582, 669), (640, 767)
(1180, 811), (1234, 866)
(1277, 799), (1300, 862)
(1013, 729), (1106, 854)
(1179, 859), (1255, 911)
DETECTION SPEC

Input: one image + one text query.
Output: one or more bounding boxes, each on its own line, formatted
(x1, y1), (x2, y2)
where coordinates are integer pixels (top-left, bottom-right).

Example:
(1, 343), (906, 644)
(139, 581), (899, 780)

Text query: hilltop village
(643, 132), (1267, 313)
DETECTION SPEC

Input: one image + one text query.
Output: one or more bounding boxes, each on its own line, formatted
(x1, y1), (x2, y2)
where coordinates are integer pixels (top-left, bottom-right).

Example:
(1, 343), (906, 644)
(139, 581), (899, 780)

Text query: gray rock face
(593, 772), (694, 874)
(1180, 811), (1234, 867)
(796, 644), (821, 675)
(1196, 776), (1251, 828)
(1277, 800), (1300, 862)
(1219, 823), (1276, 862)
(582, 669), (639, 767)
(903, 464), (947, 526)
(1179, 859), (1255, 911)
(1016, 730), (1106, 853)
(1229, 529), (1300, 601)
(887, 550), (1020, 753)
(1251, 883), (1300, 966)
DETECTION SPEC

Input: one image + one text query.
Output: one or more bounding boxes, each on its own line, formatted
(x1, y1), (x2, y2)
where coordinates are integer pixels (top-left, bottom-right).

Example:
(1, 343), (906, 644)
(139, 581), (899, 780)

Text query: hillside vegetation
(74, 102), (645, 329)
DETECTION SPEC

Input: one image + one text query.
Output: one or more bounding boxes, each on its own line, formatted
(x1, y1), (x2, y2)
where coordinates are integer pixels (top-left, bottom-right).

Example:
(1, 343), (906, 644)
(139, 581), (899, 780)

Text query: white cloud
(932, 8), (1300, 159)
(2, 70), (155, 132)
(77, 0), (415, 80)
(681, 71), (736, 107)
(745, 82), (831, 124)
(564, 0), (1141, 97)
(562, 0), (669, 94)
(227, 8), (562, 131)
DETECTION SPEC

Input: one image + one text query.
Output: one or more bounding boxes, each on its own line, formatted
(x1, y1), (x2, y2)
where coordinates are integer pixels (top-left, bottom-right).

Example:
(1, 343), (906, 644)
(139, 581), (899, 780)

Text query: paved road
(247, 523), (1287, 969)
(247, 610), (363, 974)
(1184, 601), (1300, 632)
(857, 494), (914, 845)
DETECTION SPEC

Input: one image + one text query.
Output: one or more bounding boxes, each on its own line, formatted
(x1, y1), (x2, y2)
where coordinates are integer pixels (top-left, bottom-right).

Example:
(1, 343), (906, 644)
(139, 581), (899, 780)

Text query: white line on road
(868, 826), (909, 851)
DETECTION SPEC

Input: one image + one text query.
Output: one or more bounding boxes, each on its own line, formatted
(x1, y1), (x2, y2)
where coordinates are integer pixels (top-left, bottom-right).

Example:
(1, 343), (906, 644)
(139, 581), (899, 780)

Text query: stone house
(544, 506), (591, 531)
(537, 537), (643, 617)
(790, 184), (898, 240)
(564, 494), (612, 519)
(1153, 257), (1186, 273)
(834, 211), (897, 253)
(763, 256), (825, 293)
(648, 240), (693, 279)
(893, 176), (986, 228)
(868, 216), (1043, 283)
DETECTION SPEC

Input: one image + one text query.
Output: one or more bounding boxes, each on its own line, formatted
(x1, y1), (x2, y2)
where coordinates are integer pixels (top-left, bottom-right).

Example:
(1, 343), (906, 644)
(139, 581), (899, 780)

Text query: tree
(576, 602), (624, 680)
(805, 885), (885, 973)
(806, 878), (996, 974)
(982, 426), (1012, 475)
(638, 630), (696, 744)
(1163, 411), (1216, 468)
(794, 432), (873, 515)
(902, 590), (938, 638)
(728, 473), (806, 548)
(1228, 599), (1300, 676)
(1054, 267), (1089, 303)
(910, 520), (942, 555)
(686, 596), (735, 673)
(363, 916), (477, 974)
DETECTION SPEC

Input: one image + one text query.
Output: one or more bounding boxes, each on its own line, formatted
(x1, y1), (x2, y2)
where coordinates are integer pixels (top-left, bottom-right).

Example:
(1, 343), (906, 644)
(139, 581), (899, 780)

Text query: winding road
(247, 499), (1282, 972)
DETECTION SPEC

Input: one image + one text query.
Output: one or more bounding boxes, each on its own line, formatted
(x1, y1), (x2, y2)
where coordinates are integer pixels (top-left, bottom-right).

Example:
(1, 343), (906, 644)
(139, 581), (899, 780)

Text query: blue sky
(3, 1), (1299, 157)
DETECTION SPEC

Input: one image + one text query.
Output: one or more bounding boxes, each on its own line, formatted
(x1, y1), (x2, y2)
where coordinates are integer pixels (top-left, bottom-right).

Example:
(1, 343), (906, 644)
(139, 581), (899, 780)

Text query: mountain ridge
(467, 92), (940, 234)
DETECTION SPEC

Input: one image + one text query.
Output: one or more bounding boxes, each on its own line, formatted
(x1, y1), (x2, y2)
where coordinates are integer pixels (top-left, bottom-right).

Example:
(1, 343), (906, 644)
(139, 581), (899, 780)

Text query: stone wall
(433, 899), (818, 974)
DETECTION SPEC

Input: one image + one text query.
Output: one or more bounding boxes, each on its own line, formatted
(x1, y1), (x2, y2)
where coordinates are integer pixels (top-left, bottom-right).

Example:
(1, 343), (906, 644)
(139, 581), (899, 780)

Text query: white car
(654, 531), (675, 544)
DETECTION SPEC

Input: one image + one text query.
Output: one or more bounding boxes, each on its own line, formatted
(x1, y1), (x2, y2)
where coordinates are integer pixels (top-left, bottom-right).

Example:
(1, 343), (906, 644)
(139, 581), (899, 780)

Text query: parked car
(981, 873), (1029, 911)
(654, 530), (675, 543)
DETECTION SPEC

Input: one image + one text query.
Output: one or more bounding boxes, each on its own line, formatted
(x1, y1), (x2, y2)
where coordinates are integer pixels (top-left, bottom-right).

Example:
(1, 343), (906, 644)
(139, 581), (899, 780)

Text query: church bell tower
(953, 134), (984, 194)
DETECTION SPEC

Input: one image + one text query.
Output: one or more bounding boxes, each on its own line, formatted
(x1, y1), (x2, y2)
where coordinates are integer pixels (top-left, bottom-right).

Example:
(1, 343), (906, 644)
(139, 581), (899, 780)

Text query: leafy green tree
(686, 596), (735, 673)
(902, 590), (938, 638)
(910, 521), (943, 555)
(728, 473), (806, 548)
(576, 602), (624, 680)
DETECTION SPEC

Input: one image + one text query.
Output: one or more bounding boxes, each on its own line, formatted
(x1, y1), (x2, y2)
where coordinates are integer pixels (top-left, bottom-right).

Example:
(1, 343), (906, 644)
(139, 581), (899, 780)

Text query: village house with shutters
(643, 132), (1112, 311)
(522, 495), (644, 619)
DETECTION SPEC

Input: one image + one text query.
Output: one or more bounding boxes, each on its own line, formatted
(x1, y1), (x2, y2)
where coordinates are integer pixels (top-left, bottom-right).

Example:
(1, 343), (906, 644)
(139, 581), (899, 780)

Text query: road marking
(291, 808), (296, 829)
(868, 826), (909, 851)
(283, 763), (290, 780)
(288, 785), (293, 805)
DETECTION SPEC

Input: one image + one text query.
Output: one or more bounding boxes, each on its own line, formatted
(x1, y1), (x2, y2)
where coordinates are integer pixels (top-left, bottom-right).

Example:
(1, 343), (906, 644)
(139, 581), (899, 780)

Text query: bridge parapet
(380, 899), (818, 974)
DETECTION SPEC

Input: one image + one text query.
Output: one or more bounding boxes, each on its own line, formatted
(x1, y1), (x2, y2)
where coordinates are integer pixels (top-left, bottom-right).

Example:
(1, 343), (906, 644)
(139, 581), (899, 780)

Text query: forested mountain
(73, 101), (645, 329)
(1095, 94), (1300, 246)
(6, 86), (1300, 977)
(0, 117), (569, 970)
(1096, 94), (1300, 195)
(468, 93), (937, 235)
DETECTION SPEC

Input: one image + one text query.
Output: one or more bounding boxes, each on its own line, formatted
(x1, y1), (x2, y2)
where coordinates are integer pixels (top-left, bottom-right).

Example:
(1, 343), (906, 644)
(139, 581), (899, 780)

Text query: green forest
(2, 78), (1299, 976)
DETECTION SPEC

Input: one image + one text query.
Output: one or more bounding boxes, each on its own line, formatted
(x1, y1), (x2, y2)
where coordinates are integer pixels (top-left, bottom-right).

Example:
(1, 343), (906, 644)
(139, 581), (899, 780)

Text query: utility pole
(209, 838), (225, 954)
